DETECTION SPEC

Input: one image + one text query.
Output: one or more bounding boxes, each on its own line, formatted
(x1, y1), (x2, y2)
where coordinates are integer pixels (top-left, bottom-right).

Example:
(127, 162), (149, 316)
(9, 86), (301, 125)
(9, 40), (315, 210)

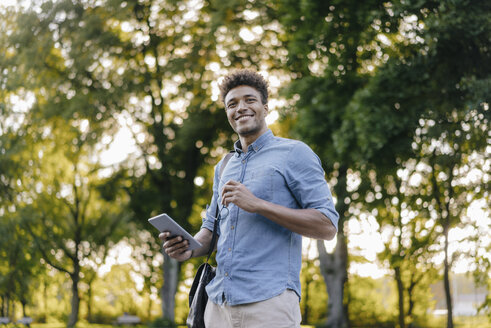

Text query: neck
(238, 128), (268, 152)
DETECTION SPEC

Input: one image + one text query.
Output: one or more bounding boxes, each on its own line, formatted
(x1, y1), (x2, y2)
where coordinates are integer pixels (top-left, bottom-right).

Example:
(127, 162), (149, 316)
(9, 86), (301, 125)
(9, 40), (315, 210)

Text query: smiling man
(160, 69), (339, 328)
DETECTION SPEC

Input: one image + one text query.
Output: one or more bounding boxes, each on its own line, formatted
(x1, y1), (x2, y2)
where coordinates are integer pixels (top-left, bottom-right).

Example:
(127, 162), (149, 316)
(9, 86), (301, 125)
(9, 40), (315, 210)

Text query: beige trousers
(203, 289), (302, 328)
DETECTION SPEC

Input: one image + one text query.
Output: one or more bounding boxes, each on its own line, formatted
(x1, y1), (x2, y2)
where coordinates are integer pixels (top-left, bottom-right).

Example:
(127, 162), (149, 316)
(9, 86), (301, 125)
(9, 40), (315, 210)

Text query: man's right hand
(159, 232), (193, 262)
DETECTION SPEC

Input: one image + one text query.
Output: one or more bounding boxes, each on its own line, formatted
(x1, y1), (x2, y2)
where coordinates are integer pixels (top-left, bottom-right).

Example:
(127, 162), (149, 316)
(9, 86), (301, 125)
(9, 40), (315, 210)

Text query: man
(160, 69), (339, 327)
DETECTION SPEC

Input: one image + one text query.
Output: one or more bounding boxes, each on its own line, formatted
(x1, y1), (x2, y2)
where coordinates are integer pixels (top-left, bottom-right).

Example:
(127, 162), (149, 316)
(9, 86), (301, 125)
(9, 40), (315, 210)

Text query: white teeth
(236, 115), (253, 121)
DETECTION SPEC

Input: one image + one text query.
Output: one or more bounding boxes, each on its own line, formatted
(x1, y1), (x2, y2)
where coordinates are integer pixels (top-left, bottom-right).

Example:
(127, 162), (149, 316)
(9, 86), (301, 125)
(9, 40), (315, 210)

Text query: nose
(237, 99), (248, 111)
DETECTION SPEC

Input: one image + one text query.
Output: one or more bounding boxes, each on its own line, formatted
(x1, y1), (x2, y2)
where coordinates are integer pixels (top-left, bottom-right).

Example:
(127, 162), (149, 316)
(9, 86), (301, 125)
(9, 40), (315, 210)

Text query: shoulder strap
(206, 152), (234, 262)
(220, 152), (234, 180)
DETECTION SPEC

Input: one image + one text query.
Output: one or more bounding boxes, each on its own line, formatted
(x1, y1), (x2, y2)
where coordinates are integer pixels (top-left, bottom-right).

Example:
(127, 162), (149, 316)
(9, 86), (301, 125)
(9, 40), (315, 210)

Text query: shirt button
(228, 248), (231, 252)
(242, 160), (245, 164)
(225, 272), (228, 276)
(231, 225), (235, 230)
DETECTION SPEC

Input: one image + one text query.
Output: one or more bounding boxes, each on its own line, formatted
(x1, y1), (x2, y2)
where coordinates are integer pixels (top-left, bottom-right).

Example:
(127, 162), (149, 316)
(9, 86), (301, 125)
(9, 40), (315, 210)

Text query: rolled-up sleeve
(285, 142), (339, 231)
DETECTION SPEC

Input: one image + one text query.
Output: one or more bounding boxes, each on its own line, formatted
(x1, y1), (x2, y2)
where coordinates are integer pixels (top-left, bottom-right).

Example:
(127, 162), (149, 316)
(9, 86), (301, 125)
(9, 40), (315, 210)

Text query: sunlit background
(0, 0), (489, 327)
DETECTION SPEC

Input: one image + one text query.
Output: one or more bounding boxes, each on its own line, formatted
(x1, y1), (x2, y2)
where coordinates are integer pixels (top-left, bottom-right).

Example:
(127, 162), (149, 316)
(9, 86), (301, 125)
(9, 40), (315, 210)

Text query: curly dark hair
(219, 69), (269, 105)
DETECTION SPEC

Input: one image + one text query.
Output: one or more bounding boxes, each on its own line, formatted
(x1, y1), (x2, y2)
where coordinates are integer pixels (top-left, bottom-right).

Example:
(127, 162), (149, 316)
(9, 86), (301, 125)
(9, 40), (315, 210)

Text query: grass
(26, 324), (315, 328)
(23, 318), (489, 328)
(432, 315), (491, 328)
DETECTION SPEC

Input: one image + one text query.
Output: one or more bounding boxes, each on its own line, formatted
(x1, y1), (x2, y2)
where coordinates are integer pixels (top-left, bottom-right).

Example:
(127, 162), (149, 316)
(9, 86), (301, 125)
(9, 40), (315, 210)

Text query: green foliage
(347, 276), (397, 328)
(0, 213), (43, 317)
(0, 0), (489, 326)
(275, 0), (489, 327)
(300, 257), (328, 324)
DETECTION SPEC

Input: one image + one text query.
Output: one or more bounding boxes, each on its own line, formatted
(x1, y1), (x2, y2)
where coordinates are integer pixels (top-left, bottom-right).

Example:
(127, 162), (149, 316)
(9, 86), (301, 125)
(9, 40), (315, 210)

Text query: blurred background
(0, 0), (489, 327)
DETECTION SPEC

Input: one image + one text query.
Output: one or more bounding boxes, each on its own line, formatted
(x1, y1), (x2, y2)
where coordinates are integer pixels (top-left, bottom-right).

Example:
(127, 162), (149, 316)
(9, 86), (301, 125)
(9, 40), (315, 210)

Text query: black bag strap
(206, 151), (234, 263)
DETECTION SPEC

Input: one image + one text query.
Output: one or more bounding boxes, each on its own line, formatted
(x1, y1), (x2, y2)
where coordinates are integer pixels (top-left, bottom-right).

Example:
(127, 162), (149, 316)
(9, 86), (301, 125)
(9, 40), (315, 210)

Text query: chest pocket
(243, 167), (274, 201)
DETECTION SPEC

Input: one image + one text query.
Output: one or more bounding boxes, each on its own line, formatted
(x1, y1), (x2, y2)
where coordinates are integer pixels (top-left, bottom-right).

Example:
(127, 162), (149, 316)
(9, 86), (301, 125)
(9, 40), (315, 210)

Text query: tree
(0, 214), (44, 319)
(418, 106), (488, 328)
(277, 1), (489, 327)
(274, 1), (398, 326)
(16, 116), (130, 326)
(372, 162), (439, 328)
(1, 18), (133, 317)
(357, 1), (490, 326)
(339, 55), (435, 327)
(1, 0), (284, 322)
(0, 9), (45, 316)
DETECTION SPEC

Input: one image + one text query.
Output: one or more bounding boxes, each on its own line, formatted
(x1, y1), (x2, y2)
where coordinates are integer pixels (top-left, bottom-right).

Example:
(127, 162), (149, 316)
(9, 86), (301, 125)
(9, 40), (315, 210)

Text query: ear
(263, 103), (269, 113)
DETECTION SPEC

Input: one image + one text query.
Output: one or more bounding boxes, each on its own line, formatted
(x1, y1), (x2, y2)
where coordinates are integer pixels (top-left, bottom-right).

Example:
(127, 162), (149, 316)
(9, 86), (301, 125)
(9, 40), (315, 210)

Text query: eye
(246, 98), (256, 103)
(227, 102), (237, 110)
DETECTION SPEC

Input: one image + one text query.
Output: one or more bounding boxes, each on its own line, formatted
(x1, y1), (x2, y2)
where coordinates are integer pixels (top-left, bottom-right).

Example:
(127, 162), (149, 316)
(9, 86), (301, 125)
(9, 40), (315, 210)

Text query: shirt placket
(222, 151), (252, 303)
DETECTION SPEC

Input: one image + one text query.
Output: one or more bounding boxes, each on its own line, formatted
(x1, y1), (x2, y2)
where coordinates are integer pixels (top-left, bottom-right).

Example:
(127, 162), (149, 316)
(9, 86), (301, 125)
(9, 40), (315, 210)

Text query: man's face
(224, 85), (268, 137)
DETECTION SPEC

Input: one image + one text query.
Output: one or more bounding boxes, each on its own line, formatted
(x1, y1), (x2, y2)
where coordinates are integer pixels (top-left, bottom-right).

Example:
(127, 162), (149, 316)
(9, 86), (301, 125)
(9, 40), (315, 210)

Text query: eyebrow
(226, 94), (259, 106)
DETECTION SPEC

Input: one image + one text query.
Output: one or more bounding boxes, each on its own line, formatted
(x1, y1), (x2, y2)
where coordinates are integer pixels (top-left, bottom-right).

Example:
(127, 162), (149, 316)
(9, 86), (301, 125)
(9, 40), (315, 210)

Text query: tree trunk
(394, 266), (405, 328)
(43, 279), (48, 322)
(407, 275), (419, 328)
(21, 301), (27, 317)
(67, 272), (80, 328)
(429, 156), (455, 328)
(317, 165), (349, 328)
(5, 295), (10, 318)
(161, 253), (180, 321)
(443, 224), (454, 328)
(318, 233), (348, 328)
(87, 282), (92, 322)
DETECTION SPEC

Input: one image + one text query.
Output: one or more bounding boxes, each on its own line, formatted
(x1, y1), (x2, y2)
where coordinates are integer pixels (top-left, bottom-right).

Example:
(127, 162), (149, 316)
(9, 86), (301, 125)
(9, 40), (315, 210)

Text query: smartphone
(148, 213), (203, 250)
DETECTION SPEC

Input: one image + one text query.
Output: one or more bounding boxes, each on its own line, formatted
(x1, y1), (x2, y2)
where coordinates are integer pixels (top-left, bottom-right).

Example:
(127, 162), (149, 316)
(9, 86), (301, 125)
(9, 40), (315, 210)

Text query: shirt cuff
(316, 207), (339, 232)
(201, 213), (217, 234)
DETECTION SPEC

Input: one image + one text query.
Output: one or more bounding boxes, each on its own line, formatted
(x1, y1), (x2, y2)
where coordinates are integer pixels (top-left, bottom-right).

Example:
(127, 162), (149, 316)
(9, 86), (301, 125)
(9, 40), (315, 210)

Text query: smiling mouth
(235, 114), (254, 121)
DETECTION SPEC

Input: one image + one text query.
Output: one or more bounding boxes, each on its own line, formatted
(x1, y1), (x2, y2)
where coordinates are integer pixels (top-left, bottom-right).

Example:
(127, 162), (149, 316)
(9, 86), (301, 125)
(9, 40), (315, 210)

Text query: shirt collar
(233, 129), (274, 155)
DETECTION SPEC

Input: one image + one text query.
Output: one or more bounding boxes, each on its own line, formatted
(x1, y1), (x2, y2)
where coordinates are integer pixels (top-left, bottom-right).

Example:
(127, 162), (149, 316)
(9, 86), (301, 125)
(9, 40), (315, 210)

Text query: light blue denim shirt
(201, 129), (339, 306)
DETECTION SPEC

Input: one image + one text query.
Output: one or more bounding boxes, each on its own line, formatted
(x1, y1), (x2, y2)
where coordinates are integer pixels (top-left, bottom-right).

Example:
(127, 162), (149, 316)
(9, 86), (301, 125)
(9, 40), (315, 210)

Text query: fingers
(160, 233), (189, 255)
(159, 232), (192, 261)
(163, 235), (188, 250)
(220, 180), (259, 213)
(164, 238), (191, 260)
(165, 243), (189, 258)
(221, 180), (240, 206)
(159, 231), (170, 241)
